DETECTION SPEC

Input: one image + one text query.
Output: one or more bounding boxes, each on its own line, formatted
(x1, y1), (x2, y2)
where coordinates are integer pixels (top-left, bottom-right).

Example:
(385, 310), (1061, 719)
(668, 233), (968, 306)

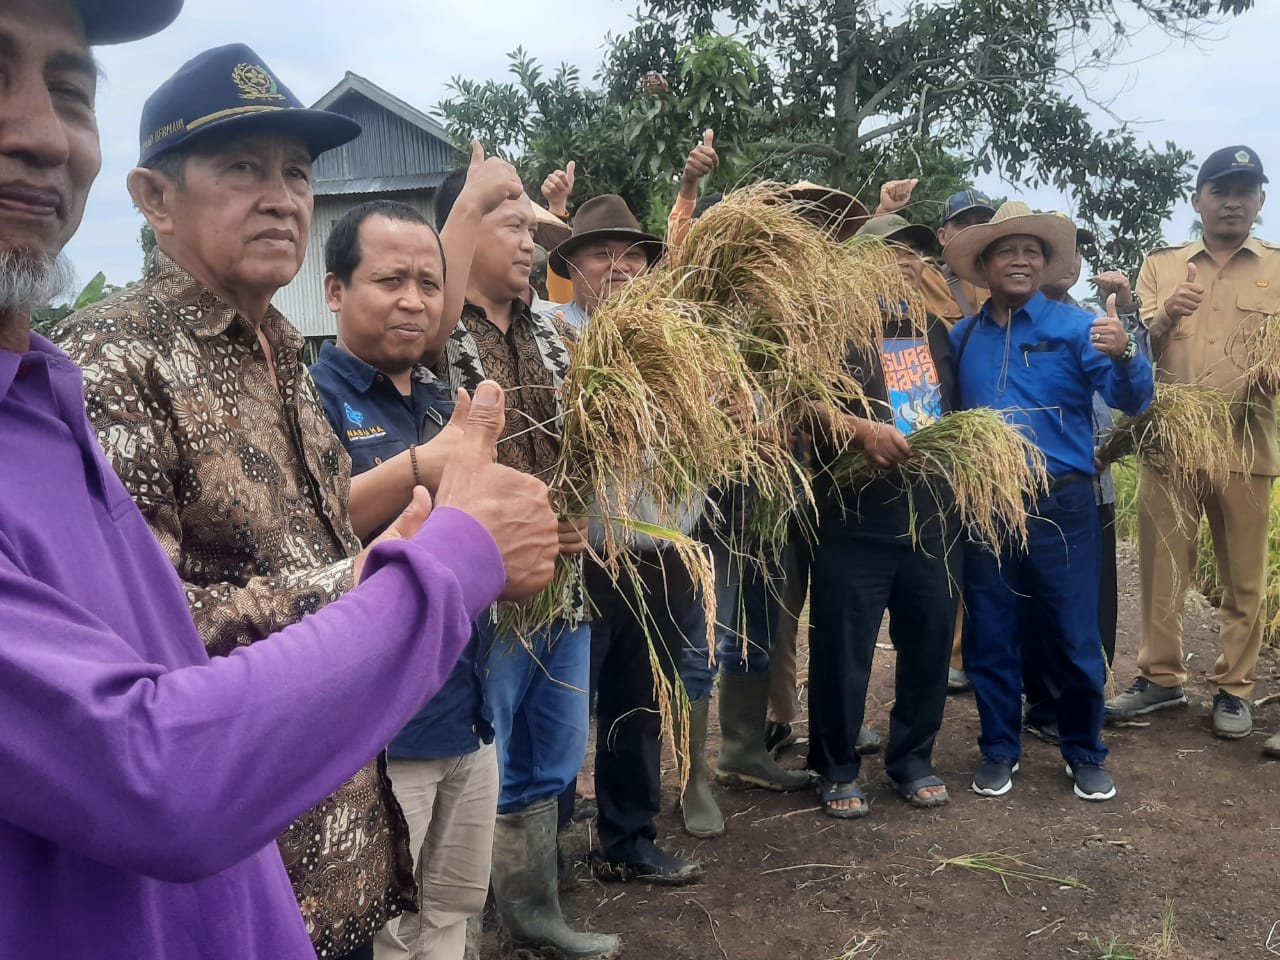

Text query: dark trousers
(331, 945), (374, 960)
(587, 551), (700, 860)
(806, 519), (958, 785)
(963, 479), (1108, 768)
(1023, 501), (1118, 726)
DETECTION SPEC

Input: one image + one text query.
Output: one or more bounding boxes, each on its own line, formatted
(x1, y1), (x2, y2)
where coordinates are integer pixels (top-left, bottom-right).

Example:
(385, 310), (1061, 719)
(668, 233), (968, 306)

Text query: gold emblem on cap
(1235, 150), (1252, 164)
(231, 63), (286, 101)
(1258, 280), (1270, 288)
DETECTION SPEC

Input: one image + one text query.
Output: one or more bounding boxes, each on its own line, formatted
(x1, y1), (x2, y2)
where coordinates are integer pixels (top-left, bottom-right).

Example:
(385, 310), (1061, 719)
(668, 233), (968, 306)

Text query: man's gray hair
(0, 249), (76, 314)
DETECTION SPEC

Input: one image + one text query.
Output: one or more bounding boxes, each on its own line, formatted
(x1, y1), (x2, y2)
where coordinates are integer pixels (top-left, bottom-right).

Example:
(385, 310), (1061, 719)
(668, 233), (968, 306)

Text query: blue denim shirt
(950, 291), (1154, 479)
(311, 340), (492, 759)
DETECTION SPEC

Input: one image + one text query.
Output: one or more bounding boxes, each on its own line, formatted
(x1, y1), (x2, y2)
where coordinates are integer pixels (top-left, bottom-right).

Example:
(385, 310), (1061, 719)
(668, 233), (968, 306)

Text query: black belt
(1048, 471), (1091, 494)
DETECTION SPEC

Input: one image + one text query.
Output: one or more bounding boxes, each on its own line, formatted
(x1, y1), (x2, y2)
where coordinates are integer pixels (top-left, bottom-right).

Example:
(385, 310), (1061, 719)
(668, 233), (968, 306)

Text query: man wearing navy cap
(936, 190), (997, 318)
(55, 41), (516, 960)
(0, 1), (560, 958)
(1109, 146), (1280, 758)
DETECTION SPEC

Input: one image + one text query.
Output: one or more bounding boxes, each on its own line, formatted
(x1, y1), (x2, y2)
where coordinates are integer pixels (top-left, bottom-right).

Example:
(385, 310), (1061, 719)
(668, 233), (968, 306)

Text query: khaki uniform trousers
(1137, 465), (1272, 697)
(373, 743), (499, 960)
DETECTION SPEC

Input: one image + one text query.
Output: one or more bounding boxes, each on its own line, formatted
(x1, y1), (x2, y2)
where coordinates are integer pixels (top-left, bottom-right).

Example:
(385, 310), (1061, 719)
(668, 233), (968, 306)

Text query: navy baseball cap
(77, 0), (183, 44)
(1196, 145), (1267, 190)
(940, 190), (996, 227)
(138, 44), (361, 165)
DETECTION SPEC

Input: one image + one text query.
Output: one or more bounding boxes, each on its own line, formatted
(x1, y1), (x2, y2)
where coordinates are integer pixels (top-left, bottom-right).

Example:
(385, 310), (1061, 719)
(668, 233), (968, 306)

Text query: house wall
(274, 189), (436, 338)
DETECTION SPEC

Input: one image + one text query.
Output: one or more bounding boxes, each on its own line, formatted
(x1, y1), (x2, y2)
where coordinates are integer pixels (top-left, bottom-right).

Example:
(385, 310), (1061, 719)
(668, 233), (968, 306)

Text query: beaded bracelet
(408, 444), (422, 488)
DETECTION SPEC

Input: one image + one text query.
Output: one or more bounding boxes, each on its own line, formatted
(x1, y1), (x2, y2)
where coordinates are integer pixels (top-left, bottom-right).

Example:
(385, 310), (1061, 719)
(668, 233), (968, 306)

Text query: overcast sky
(64, 0), (1278, 294)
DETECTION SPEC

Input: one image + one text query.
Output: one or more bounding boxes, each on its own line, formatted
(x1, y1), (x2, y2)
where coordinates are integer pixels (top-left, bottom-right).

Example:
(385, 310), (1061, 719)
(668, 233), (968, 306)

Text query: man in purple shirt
(0, 1), (560, 956)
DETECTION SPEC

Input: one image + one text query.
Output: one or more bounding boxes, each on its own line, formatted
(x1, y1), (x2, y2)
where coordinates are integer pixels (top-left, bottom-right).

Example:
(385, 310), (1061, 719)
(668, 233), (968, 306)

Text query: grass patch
(930, 851), (1089, 894)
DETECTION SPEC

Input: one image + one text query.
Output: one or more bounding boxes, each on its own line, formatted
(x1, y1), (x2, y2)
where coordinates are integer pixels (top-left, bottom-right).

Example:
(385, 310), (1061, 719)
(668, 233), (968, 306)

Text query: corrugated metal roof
(314, 172), (448, 196)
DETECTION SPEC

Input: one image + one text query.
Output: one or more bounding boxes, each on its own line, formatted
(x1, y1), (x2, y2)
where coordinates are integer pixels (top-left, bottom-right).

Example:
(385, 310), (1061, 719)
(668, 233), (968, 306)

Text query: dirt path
(556, 546), (1280, 959)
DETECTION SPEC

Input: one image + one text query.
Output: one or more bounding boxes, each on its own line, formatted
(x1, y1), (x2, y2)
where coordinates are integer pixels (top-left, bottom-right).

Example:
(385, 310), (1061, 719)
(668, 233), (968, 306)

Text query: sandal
(884, 773), (949, 808)
(819, 778), (869, 819)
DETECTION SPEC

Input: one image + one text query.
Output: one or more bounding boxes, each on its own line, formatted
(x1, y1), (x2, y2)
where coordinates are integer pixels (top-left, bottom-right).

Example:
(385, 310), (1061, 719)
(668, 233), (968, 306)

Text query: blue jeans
(478, 614), (591, 814)
(962, 477), (1108, 769)
(679, 500), (782, 700)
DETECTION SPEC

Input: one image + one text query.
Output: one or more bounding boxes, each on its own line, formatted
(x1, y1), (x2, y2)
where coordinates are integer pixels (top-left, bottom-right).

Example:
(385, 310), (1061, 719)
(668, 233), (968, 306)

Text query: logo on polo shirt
(344, 403), (364, 427)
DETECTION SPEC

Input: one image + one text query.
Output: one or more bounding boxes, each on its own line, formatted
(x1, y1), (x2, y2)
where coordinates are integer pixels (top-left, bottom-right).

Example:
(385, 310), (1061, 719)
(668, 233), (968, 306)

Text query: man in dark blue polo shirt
(943, 201), (1153, 804)
(311, 199), (495, 960)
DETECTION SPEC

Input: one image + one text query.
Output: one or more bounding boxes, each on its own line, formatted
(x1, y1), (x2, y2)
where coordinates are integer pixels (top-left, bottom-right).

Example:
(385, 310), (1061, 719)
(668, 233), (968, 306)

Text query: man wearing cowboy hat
(1, 2), (559, 956)
(944, 201), (1153, 803)
(549, 193), (663, 330)
(544, 194), (714, 882)
(55, 43), (529, 960)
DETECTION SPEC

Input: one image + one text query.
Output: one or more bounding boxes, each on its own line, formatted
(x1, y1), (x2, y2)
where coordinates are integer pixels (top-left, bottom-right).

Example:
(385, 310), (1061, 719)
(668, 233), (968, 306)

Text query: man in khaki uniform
(1107, 145), (1280, 755)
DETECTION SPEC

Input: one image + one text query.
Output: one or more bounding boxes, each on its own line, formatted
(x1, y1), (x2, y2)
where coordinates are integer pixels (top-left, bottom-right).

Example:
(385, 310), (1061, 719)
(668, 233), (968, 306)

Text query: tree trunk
(830, 0), (862, 191)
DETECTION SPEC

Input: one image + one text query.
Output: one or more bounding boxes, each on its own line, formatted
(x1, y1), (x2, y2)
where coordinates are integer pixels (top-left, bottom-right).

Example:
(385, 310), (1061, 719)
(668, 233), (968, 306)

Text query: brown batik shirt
(445, 300), (565, 481)
(57, 250), (415, 957)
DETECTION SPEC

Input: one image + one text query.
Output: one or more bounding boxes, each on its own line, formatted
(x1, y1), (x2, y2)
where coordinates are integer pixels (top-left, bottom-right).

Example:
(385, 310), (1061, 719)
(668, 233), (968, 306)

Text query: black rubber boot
(491, 798), (622, 959)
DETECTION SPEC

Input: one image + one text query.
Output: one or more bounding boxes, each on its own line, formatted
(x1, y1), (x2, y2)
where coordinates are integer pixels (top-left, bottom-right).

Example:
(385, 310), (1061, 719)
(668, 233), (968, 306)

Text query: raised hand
(458, 141), (524, 221)
(434, 381), (560, 601)
(541, 161), (576, 216)
(681, 129), (718, 189)
(876, 178), (919, 215)
(1090, 270), (1135, 313)
(1090, 294), (1130, 358)
(1163, 261), (1204, 322)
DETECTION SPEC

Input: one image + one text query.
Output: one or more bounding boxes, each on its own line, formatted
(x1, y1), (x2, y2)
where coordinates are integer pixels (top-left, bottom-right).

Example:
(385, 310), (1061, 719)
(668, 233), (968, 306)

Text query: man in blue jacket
(943, 202), (1153, 803)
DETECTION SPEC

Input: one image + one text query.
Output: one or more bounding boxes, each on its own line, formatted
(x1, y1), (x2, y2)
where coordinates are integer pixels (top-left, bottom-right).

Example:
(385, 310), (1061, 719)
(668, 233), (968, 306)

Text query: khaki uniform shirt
(1138, 235), (1280, 475)
(56, 250), (415, 955)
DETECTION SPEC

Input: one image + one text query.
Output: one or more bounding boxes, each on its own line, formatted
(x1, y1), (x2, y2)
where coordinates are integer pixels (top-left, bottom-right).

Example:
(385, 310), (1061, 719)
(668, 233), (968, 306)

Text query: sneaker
(1105, 677), (1187, 720)
(971, 758), (1019, 797)
(1264, 731), (1280, 759)
(947, 668), (971, 694)
(1212, 691), (1253, 740)
(1065, 763), (1117, 801)
(589, 842), (704, 887)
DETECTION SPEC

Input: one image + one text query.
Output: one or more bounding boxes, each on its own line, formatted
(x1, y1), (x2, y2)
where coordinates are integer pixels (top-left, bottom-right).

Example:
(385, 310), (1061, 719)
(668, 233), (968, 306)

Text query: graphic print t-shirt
(880, 337), (943, 437)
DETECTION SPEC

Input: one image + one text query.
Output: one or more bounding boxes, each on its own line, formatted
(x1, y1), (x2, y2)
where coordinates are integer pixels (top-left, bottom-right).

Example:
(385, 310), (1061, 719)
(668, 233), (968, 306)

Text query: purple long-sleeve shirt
(0, 335), (505, 957)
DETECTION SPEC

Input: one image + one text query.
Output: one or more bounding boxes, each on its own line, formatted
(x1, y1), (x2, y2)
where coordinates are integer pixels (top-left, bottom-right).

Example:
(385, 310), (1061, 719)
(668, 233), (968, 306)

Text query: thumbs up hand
(434, 381), (560, 601)
(1089, 294), (1130, 358)
(681, 129), (719, 189)
(1164, 260), (1205, 322)
(453, 141), (523, 224)
(540, 160), (576, 217)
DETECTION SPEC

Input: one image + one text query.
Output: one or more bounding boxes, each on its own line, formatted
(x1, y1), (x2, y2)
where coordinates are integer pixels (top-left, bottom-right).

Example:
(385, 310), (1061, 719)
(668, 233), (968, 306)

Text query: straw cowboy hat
(531, 200), (572, 253)
(548, 195), (664, 277)
(780, 181), (871, 234)
(942, 200), (1077, 287)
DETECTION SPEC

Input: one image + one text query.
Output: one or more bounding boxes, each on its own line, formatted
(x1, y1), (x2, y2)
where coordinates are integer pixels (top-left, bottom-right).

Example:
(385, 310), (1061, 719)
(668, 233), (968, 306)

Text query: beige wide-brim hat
(942, 200), (1077, 287)
(531, 200), (572, 252)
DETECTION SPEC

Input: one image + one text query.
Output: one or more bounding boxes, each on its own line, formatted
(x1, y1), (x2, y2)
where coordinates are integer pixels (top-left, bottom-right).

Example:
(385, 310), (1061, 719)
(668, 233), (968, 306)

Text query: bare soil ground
(554, 545), (1280, 960)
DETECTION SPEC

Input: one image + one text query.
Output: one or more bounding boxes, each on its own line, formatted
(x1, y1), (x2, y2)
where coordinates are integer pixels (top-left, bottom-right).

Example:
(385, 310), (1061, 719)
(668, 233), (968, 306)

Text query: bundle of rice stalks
(663, 183), (912, 434)
(828, 408), (1049, 551)
(1097, 381), (1245, 489)
(1229, 307), (1280, 393)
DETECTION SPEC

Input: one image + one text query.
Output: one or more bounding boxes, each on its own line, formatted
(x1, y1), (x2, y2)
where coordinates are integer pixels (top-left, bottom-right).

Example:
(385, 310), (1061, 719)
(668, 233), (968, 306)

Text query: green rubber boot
(491, 798), (622, 959)
(715, 671), (811, 791)
(678, 695), (725, 838)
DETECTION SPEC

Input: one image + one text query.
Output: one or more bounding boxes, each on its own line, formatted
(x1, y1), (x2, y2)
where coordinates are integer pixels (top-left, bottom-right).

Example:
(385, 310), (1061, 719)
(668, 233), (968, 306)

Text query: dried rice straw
(1096, 380), (1246, 488)
(828, 408), (1049, 551)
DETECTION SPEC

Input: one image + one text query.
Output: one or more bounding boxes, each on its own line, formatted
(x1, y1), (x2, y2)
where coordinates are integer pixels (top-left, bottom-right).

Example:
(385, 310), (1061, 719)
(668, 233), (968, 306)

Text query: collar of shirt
(976, 288), (1049, 328)
(552, 300), (589, 331)
(143, 248), (303, 353)
(1181, 235), (1266, 266)
(461, 297), (535, 330)
(315, 339), (441, 395)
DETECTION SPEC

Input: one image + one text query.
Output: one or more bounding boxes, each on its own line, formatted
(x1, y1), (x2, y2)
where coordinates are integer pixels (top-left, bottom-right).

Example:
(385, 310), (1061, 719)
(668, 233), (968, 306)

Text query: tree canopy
(437, 0), (1254, 270)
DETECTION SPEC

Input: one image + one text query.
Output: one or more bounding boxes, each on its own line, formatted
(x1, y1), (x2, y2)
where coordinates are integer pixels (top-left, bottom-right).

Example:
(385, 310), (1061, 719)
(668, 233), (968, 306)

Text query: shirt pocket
(1237, 289), (1280, 319)
(346, 437), (409, 476)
